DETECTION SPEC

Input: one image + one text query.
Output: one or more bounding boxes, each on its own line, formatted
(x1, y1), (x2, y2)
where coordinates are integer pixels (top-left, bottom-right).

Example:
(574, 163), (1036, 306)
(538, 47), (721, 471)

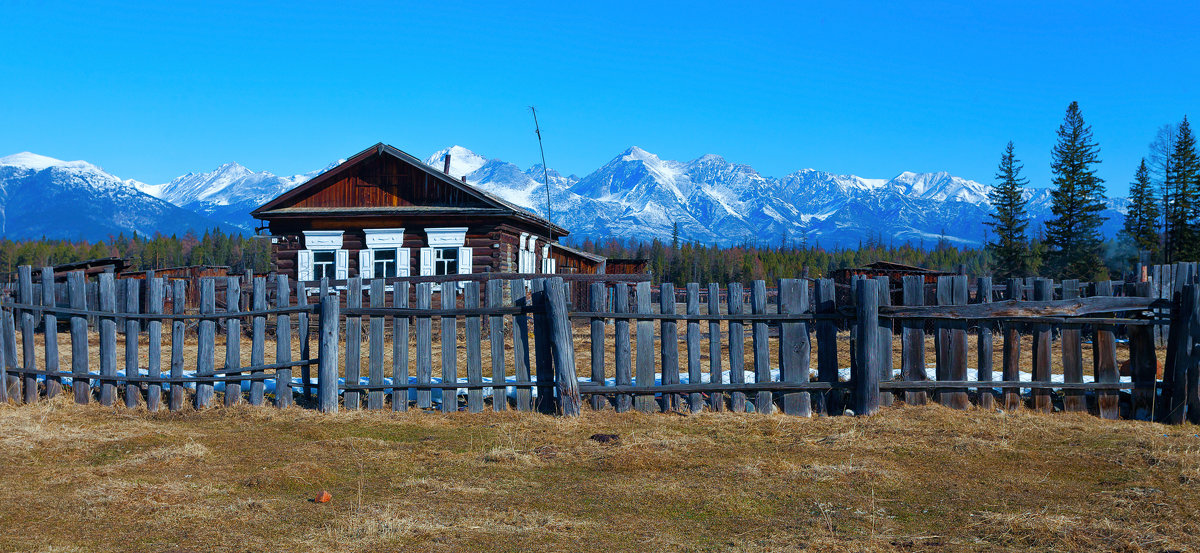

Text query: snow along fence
(2, 264), (1200, 423)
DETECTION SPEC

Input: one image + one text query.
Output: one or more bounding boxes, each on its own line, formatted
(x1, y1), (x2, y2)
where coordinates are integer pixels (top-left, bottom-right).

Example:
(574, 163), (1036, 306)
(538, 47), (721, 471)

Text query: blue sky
(1, 0), (1196, 195)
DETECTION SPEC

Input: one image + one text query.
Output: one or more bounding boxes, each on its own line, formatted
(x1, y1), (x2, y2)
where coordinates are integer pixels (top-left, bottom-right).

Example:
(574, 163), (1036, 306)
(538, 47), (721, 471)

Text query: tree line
(988, 101), (1199, 280)
(0, 228), (271, 278)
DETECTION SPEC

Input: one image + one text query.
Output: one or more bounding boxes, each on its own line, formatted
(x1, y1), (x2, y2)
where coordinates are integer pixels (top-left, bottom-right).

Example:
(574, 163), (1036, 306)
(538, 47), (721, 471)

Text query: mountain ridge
(0, 146), (1128, 247)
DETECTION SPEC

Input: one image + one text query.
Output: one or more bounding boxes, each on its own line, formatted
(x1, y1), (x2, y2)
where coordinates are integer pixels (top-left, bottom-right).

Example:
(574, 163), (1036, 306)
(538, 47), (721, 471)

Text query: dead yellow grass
(0, 398), (1198, 552)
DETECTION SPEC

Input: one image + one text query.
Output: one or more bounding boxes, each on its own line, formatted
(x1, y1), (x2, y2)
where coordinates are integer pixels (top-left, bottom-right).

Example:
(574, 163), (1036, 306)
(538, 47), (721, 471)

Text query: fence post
(317, 292), (341, 413)
(852, 278), (880, 416)
(40, 267), (61, 399)
(545, 277), (581, 416)
(19, 266), (36, 404)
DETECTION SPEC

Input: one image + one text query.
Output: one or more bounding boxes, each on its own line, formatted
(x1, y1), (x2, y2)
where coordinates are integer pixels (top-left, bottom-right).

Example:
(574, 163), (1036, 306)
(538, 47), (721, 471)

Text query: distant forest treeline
(574, 231), (1138, 285)
(0, 228), (271, 277)
(0, 227), (1142, 284)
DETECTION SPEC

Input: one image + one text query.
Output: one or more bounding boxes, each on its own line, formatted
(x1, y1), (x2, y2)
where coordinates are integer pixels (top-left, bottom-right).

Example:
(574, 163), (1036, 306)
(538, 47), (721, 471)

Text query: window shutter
(457, 247), (472, 274)
(397, 248), (411, 277)
(358, 250), (374, 279)
(297, 250), (313, 282)
(419, 247), (434, 276)
(335, 249), (349, 280)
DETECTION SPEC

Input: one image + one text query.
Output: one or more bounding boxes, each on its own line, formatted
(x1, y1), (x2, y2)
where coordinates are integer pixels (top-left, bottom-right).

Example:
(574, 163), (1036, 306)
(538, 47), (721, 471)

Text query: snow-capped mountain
(0, 152), (222, 240)
(136, 160), (339, 231)
(1, 146), (1128, 247)
(422, 145), (1127, 247)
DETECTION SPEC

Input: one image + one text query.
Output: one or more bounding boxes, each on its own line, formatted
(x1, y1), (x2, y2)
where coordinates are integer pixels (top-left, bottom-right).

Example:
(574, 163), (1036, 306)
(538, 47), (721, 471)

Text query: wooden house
(251, 142), (605, 282)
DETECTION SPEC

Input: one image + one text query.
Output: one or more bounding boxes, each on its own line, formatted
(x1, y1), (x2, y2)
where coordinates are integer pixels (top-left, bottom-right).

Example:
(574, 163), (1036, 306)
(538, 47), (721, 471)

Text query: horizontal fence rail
(2, 262), (1199, 425)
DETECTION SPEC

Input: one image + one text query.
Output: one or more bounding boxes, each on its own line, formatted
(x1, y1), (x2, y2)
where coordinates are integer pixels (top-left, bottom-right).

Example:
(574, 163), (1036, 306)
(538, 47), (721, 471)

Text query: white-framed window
(298, 230), (347, 282)
(518, 233), (540, 274)
(419, 227), (472, 285)
(358, 228), (410, 279)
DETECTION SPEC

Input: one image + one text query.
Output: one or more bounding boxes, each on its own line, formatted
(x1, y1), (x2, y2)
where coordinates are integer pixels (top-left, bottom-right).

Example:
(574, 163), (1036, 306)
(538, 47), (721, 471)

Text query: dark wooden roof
(251, 142), (569, 237)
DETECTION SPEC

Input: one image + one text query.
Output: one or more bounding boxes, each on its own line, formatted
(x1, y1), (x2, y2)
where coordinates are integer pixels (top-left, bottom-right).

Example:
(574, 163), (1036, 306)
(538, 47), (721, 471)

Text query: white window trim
(364, 228), (406, 248)
(302, 230), (343, 251)
(426, 226), (468, 248)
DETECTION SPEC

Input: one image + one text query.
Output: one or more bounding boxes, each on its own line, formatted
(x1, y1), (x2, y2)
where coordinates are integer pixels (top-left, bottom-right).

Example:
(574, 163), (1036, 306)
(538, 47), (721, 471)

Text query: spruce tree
(1044, 101), (1107, 279)
(1165, 117), (1199, 261)
(985, 141), (1033, 277)
(1123, 159), (1160, 259)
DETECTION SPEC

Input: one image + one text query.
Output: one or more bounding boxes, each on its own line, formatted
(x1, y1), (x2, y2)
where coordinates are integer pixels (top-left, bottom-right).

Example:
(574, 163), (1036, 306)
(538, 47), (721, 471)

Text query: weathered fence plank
(40, 267), (61, 399)
(853, 279), (880, 416)
(19, 266), (36, 403)
(934, 276), (951, 404)
(1093, 280), (1119, 419)
(170, 280), (186, 411)
(123, 278), (141, 408)
(900, 275), (926, 405)
(196, 278), (216, 409)
(441, 282), (459, 413)
(545, 278), (581, 416)
(531, 279), (554, 414)
(249, 277), (267, 406)
(635, 281), (656, 413)
(1061, 279), (1085, 413)
(368, 279), (386, 410)
(510, 279), (533, 412)
(146, 276), (163, 411)
(614, 282), (632, 412)
(416, 283), (433, 409)
(275, 275), (292, 408)
(875, 276), (893, 407)
(976, 277), (994, 411)
(98, 273), (117, 406)
(660, 282), (680, 412)
(947, 275), (969, 410)
(1032, 278), (1054, 413)
(590, 282), (607, 411)
(345, 277), (362, 410)
(224, 277), (242, 407)
(751, 280), (772, 414)
(316, 293), (339, 413)
(393, 281), (410, 411)
(779, 278), (811, 416)
(815, 279), (838, 415)
(686, 283), (702, 413)
(69, 271), (89, 404)
(707, 282), (723, 412)
(464, 281), (484, 413)
(727, 282), (746, 413)
(296, 279), (311, 403)
(1002, 277), (1023, 411)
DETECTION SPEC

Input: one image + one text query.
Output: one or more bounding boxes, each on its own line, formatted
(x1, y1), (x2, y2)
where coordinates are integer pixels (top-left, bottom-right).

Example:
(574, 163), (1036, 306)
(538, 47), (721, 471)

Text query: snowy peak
(424, 145), (487, 180)
(887, 171), (990, 203)
(0, 151), (99, 172)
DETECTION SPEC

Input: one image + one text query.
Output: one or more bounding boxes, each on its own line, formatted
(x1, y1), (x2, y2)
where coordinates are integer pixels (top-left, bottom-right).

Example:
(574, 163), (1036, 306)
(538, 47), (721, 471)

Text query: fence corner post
(852, 278), (881, 416)
(317, 292), (340, 413)
(545, 277), (581, 416)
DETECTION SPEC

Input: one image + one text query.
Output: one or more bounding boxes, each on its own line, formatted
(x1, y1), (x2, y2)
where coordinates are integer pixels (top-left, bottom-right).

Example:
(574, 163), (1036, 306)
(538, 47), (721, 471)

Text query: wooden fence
(2, 263), (1199, 424)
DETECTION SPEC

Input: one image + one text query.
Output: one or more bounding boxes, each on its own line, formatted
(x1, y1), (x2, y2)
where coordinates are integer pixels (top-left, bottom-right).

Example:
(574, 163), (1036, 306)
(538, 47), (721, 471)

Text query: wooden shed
(250, 142), (605, 282)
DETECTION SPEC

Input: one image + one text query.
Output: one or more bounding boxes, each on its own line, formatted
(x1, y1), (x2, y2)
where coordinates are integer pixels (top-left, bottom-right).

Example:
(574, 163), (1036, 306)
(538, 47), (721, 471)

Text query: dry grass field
(0, 398), (1198, 552)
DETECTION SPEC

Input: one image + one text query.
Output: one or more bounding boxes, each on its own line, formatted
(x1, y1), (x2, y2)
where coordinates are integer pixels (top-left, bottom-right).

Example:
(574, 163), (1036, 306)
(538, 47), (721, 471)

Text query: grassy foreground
(0, 400), (1198, 552)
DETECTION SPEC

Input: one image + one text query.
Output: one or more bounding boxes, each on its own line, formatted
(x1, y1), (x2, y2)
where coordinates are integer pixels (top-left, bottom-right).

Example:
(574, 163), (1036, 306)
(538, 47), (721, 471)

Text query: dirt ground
(0, 398), (1197, 552)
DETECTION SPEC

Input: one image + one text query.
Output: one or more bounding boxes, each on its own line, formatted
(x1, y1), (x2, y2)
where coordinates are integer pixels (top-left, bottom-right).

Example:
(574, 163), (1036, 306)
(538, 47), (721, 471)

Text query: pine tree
(1044, 101), (1107, 279)
(1123, 158), (1160, 259)
(985, 141), (1033, 277)
(1164, 117), (1199, 261)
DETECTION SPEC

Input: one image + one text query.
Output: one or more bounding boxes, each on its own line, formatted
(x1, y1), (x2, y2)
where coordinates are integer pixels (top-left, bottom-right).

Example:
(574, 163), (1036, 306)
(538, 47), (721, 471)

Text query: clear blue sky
(1, 0), (1197, 195)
